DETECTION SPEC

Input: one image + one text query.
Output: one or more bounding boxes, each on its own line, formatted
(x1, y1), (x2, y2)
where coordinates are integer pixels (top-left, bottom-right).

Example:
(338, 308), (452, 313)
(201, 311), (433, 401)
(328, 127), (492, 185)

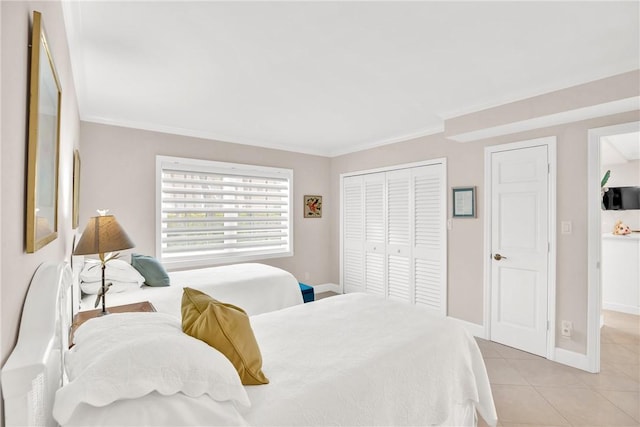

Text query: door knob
(493, 253), (507, 261)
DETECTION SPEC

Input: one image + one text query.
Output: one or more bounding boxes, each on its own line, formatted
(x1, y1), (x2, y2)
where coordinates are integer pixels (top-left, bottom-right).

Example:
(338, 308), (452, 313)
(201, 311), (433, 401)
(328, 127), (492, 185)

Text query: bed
(77, 260), (304, 316)
(2, 262), (498, 427)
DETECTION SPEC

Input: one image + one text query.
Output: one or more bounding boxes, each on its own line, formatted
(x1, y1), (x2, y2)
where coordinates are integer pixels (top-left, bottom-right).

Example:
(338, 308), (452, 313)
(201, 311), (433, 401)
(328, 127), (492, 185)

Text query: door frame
(586, 121), (640, 373)
(483, 137), (557, 360)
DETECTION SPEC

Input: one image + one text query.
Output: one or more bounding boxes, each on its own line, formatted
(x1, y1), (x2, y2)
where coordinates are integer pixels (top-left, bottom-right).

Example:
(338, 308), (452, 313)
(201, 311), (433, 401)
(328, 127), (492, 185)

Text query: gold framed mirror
(72, 149), (81, 229)
(26, 11), (62, 253)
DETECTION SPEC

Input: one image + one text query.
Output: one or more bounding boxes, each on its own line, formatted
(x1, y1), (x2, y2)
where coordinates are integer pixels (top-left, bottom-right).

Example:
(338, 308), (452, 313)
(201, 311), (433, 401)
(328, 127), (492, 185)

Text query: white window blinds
(157, 156), (293, 268)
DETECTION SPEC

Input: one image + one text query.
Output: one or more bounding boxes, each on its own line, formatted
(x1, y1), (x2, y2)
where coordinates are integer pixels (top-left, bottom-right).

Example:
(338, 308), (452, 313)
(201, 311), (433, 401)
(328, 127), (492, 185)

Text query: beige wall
(1, 0), (80, 367)
(79, 122), (333, 286)
(331, 110), (640, 354)
(81, 75), (639, 357)
(445, 71), (640, 138)
(330, 134), (489, 326)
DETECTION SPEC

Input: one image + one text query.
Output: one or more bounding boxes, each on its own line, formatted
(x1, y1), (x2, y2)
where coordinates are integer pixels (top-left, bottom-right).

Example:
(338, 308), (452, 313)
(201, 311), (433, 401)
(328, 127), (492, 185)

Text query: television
(602, 186), (640, 210)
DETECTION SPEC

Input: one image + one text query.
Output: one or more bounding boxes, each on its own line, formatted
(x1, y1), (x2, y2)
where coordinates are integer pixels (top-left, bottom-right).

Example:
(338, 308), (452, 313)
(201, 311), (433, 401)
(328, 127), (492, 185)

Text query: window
(157, 156), (293, 269)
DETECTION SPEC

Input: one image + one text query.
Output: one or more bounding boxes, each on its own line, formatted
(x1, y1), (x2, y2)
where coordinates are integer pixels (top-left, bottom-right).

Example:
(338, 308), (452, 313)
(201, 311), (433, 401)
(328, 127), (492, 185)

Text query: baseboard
(602, 302), (640, 315)
(447, 316), (486, 339)
(312, 283), (341, 294)
(554, 347), (592, 372)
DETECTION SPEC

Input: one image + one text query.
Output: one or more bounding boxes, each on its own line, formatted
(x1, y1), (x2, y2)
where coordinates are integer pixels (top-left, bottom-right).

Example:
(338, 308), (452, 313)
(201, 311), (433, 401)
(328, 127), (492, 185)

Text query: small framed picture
(452, 187), (476, 218)
(304, 195), (322, 218)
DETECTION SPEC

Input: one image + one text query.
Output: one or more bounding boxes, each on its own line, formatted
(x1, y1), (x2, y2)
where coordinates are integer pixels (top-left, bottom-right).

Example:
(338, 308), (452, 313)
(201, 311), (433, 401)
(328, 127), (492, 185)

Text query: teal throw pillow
(131, 254), (170, 287)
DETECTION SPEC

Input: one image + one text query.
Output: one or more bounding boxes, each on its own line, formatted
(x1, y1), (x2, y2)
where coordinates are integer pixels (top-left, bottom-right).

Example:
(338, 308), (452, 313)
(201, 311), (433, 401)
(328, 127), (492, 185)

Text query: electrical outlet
(561, 320), (573, 338)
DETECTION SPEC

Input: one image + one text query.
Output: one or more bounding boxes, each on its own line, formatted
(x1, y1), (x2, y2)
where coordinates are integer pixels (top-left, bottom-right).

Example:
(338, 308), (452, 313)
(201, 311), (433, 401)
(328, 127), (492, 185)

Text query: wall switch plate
(561, 320), (573, 338)
(561, 221), (572, 234)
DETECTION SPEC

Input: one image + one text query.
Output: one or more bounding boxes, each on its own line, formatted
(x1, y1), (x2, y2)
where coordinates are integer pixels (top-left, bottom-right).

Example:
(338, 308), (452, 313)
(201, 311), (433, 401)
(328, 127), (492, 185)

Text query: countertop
(602, 232), (640, 240)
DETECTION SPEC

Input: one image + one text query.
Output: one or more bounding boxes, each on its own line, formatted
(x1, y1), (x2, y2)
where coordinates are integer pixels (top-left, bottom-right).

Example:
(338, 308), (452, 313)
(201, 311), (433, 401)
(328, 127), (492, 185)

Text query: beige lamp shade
(73, 215), (134, 255)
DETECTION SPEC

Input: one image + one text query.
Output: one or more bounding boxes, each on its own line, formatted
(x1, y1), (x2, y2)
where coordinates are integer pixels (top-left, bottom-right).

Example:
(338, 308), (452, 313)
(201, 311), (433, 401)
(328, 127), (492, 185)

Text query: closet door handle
(493, 253), (507, 261)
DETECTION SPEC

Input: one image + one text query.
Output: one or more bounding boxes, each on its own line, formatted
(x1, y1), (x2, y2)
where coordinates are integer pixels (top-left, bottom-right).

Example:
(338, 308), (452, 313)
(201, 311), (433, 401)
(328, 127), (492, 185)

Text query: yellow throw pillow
(181, 287), (269, 385)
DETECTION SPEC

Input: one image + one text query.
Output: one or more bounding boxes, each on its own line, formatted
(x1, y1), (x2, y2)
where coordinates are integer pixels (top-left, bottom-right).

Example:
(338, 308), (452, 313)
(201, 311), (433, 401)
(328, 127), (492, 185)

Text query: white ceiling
(601, 132), (640, 165)
(62, 1), (640, 157)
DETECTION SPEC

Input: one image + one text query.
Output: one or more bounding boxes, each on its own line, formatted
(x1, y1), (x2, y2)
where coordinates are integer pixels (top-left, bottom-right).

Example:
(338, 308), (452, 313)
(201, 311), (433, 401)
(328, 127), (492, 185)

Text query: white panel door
(491, 145), (549, 357)
(342, 176), (364, 293)
(364, 173), (386, 296)
(386, 169), (412, 303)
(413, 164), (446, 315)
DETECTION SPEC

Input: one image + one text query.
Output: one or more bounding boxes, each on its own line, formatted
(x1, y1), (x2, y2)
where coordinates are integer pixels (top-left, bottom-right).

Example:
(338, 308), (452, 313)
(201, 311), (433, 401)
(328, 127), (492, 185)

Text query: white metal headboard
(2, 262), (73, 427)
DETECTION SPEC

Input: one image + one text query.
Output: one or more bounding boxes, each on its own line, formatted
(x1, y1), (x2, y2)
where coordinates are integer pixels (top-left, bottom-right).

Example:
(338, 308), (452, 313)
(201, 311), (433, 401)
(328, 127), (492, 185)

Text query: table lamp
(73, 212), (135, 315)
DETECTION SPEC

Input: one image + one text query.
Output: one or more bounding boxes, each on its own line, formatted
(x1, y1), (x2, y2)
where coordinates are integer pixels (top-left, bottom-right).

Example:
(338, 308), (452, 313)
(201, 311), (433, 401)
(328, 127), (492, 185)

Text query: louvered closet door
(341, 162), (446, 315)
(363, 173), (386, 296)
(386, 169), (412, 303)
(342, 176), (364, 293)
(412, 164), (446, 315)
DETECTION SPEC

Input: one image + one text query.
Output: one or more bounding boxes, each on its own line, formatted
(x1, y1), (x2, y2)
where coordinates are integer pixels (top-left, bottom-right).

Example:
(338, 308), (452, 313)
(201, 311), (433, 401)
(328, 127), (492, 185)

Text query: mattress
(80, 262), (303, 317)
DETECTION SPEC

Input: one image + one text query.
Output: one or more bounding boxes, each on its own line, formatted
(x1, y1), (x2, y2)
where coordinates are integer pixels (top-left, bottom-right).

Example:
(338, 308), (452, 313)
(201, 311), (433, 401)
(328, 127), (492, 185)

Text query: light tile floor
(314, 293), (639, 426)
(478, 310), (640, 427)
(314, 291), (339, 300)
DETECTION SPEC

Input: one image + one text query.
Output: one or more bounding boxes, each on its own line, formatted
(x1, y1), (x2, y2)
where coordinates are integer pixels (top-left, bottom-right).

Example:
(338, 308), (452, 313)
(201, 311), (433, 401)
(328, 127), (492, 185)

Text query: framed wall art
(304, 195), (322, 218)
(26, 11), (62, 253)
(452, 186), (476, 218)
(72, 149), (81, 229)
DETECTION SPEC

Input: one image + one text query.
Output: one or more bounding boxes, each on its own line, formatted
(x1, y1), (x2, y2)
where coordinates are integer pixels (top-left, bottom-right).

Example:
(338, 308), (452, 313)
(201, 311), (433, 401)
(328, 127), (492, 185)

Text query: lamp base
(98, 309), (110, 316)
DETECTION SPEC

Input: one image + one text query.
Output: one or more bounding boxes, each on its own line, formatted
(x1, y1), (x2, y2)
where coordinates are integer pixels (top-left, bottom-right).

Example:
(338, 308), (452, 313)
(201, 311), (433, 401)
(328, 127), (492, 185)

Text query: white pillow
(54, 313), (250, 425)
(80, 280), (141, 295)
(80, 259), (145, 285)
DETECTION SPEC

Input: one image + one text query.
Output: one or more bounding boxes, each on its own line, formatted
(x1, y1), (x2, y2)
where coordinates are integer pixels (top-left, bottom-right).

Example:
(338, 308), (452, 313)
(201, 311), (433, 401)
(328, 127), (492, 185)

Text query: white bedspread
(61, 292), (496, 426)
(244, 293), (497, 426)
(80, 263), (303, 317)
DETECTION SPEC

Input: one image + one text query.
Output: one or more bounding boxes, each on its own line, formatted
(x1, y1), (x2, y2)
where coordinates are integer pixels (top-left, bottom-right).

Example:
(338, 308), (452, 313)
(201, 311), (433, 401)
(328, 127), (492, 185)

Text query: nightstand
(70, 301), (156, 345)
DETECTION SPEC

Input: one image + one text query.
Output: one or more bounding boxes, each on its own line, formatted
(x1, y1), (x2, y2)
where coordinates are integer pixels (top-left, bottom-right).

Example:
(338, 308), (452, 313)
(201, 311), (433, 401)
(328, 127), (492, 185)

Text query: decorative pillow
(181, 287), (269, 385)
(131, 253), (170, 287)
(55, 312), (250, 425)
